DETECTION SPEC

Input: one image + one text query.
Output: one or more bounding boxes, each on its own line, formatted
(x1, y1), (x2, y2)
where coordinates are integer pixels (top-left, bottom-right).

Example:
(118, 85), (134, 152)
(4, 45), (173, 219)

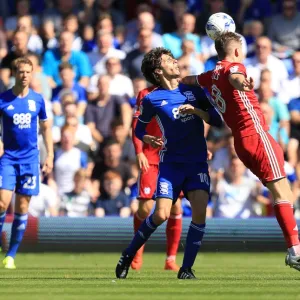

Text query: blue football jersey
(137, 84), (222, 163)
(0, 88), (47, 164)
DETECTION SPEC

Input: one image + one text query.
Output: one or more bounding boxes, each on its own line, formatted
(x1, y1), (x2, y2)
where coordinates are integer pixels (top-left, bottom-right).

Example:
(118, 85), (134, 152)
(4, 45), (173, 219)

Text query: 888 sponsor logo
(172, 107), (195, 123)
(13, 113), (31, 129)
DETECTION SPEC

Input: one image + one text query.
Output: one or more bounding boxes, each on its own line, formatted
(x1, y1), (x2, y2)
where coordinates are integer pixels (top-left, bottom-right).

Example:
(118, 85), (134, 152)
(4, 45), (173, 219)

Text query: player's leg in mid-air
(132, 164), (182, 271)
(235, 132), (300, 270)
(2, 163), (39, 269)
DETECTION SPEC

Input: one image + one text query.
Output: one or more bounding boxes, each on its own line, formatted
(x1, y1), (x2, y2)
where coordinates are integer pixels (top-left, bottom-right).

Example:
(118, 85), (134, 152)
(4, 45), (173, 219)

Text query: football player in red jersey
(182, 31), (300, 271)
(131, 87), (182, 271)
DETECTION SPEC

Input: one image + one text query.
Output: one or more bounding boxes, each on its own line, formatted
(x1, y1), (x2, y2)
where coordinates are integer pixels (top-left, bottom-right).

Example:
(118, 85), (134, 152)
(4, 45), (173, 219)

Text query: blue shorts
(0, 163), (40, 196)
(154, 162), (210, 202)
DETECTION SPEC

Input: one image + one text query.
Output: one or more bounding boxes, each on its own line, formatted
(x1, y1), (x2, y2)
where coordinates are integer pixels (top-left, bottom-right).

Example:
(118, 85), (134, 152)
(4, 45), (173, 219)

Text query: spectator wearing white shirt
(88, 30), (126, 76)
(244, 36), (288, 94)
(278, 52), (300, 104)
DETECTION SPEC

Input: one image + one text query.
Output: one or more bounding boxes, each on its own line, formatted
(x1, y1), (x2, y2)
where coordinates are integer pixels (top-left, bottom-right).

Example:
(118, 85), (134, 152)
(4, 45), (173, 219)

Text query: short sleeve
(138, 96), (156, 123)
(226, 63), (247, 77)
(196, 71), (213, 88)
(38, 96), (48, 121)
(133, 91), (143, 119)
(77, 52), (92, 77)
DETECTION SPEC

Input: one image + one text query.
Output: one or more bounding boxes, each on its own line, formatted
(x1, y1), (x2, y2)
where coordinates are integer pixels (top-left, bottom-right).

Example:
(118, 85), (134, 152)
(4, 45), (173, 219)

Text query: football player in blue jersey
(0, 57), (53, 269)
(116, 47), (223, 280)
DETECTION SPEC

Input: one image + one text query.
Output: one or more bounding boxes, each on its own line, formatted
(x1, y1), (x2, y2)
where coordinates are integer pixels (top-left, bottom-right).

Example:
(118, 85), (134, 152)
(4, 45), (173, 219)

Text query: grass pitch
(0, 252), (300, 300)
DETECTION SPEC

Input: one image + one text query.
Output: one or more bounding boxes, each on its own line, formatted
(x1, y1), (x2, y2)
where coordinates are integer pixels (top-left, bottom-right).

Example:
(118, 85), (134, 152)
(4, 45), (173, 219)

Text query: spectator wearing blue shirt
(163, 13), (202, 59)
(52, 62), (87, 118)
(43, 31), (92, 88)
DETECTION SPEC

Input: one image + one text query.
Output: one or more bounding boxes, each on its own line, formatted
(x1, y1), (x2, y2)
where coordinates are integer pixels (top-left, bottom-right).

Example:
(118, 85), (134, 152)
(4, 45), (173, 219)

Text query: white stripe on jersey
(155, 116), (167, 163)
(237, 91), (283, 179)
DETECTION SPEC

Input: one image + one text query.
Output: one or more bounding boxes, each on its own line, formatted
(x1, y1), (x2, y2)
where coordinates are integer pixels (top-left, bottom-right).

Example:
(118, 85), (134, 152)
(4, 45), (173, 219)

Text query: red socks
(274, 202), (299, 248)
(166, 213), (182, 259)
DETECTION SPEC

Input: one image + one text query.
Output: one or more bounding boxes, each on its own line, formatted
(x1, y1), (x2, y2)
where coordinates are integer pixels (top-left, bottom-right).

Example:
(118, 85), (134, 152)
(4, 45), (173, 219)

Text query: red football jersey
(132, 86), (161, 165)
(197, 61), (268, 138)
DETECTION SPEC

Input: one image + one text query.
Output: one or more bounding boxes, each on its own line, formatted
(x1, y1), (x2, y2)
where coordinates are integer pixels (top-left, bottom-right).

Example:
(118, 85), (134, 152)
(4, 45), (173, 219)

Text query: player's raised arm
(181, 71), (213, 89)
(228, 73), (254, 92)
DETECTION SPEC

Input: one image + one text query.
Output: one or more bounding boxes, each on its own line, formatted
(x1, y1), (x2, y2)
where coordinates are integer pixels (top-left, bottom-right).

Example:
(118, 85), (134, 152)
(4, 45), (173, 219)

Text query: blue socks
(126, 215), (158, 256)
(182, 222), (205, 269)
(0, 211), (6, 248)
(6, 213), (28, 258)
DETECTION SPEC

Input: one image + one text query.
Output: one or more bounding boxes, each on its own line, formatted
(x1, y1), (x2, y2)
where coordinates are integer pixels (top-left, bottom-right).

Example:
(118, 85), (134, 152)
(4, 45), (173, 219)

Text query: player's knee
(138, 200), (153, 219)
(153, 209), (170, 225)
(171, 200), (182, 215)
(0, 200), (7, 212)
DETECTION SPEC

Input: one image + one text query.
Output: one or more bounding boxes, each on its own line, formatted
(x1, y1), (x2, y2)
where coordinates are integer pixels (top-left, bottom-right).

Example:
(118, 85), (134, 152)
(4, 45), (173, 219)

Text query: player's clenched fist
(179, 104), (195, 114)
(143, 135), (164, 149)
(42, 155), (54, 175)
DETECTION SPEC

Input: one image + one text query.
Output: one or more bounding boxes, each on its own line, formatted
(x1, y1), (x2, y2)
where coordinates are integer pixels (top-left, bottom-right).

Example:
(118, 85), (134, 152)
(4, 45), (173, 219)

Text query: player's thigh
(265, 177), (294, 203)
(138, 199), (155, 218)
(187, 189), (209, 224)
(287, 138), (299, 167)
(138, 164), (158, 200)
(153, 197), (173, 224)
(0, 163), (16, 209)
(14, 193), (32, 214)
(155, 162), (184, 203)
(16, 163), (40, 196)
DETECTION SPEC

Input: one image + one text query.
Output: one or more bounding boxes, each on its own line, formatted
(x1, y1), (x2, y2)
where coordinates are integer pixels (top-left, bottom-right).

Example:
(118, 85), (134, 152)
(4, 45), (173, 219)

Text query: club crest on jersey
(28, 100), (36, 112)
(184, 91), (196, 102)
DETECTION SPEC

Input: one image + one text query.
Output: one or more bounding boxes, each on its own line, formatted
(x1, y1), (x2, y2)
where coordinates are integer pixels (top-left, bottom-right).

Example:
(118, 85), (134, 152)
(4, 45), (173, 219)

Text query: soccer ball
(205, 13), (236, 41)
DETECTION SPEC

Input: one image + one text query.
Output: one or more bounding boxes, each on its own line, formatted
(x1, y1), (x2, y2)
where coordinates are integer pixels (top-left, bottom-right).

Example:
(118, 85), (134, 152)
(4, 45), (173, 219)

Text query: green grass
(0, 253), (300, 300)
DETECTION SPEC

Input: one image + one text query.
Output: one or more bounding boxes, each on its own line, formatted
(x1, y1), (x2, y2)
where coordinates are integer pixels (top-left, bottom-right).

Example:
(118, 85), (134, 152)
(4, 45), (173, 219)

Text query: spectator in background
(94, 170), (131, 217)
(0, 30), (33, 87)
(40, 19), (59, 51)
(81, 24), (97, 53)
(0, 29), (8, 62)
(178, 39), (204, 77)
(85, 75), (132, 145)
(243, 20), (264, 58)
(60, 169), (91, 217)
(51, 125), (88, 197)
(128, 77), (147, 108)
(279, 51), (300, 104)
(268, 0), (300, 54)
(43, 31), (92, 88)
(78, 0), (97, 26)
(212, 156), (268, 218)
(245, 36), (288, 93)
(63, 14), (83, 51)
(51, 62), (87, 117)
(124, 28), (153, 79)
(17, 15), (43, 54)
(123, 11), (163, 53)
(88, 30), (126, 76)
(163, 13), (202, 59)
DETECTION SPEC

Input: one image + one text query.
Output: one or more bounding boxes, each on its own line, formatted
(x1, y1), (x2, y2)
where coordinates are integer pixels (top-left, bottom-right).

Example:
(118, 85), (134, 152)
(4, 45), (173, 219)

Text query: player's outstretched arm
(40, 119), (54, 175)
(228, 73), (254, 92)
(181, 76), (198, 86)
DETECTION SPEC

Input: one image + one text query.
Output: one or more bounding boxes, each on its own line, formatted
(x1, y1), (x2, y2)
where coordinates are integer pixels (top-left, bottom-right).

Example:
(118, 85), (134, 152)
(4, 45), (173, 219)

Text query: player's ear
(235, 48), (239, 58)
(154, 68), (163, 75)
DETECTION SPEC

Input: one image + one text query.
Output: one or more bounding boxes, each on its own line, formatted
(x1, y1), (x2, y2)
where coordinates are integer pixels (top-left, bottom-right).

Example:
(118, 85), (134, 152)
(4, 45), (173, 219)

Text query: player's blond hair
(215, 32), (242, 60)
(12, 57), (33, 73)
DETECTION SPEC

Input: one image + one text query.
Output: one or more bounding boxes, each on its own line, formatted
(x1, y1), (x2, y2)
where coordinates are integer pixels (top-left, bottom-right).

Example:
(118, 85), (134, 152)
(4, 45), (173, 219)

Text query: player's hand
(42, 155), (54, 175)
(143, 135), (164, 149)
(136, 152), (149, 172)
(179, 104), (195, 114)
(181, 76), (197, 86)
(242, 77), (254, 91)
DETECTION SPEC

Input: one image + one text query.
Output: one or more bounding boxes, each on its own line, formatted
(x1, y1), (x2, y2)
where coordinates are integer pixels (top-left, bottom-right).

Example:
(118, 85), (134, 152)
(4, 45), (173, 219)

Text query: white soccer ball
(205, 13), (236, 41)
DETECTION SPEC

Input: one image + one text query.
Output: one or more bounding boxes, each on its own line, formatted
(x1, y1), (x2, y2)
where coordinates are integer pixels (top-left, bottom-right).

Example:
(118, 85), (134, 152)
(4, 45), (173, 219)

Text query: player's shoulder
(222, 61), (246, 75)
(28, 89), (44, 102)
(137, 86), (158, 102)
(179, 83), (206, 98)
(0, 89), (13, 101)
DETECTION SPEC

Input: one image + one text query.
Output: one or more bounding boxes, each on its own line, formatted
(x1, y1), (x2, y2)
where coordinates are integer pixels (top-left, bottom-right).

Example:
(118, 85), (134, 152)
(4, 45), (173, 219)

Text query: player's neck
(159, 78), (179, 90)
(12, 85), (30, 98)
(223, 55), (240, 63)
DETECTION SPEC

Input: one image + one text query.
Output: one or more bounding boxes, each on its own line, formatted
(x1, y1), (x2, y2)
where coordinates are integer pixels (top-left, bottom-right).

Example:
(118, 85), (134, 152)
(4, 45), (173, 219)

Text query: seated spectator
(63, 14), (83, 51)
(0, 30), (33, 87)
(78, 0), (97, 26)
(243, 20), (264, 58)
(97, 0), (125, 28)
(52, 62), (87, 117)
(91, 139), (134, 198)
(124, 28), (153, 79)
(128, 77), (147, 108)
(163, 13), (202, 59)
(245, 36), (288, 93)
(178, 39), (204, 76)
(88, 30), (126, 76)
(29, 172), (58, 217)
(268, 0), (300, 54)
(43, 31), (92, 88)
(40, 19), (58, 51)
(278, 51), (300, 104)
(81, 24), (97, 53)
(60, 169), (91, 217)
(94, 170), (131, 217)
(85, 75), (132, 145)
(17, 15), (43, 54)
(0, 29), (7, 62)
(212, 156), (269, 218)
(51, 125), (88, 196)
(123, 11), (163, 53)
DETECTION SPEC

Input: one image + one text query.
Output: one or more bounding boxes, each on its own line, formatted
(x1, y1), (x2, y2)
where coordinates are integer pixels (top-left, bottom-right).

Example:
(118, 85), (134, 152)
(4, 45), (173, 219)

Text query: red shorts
(234, 132), (286, 183)
(137, 164), (159, 200)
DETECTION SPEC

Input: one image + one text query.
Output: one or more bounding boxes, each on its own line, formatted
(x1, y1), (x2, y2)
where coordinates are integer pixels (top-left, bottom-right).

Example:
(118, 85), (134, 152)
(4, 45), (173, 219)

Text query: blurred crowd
(0, 0), (300, 219)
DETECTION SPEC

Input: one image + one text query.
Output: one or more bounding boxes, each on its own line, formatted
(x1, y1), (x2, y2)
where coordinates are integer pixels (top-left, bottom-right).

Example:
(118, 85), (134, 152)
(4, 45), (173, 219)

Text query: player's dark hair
(215, 32), (241, 60)
(12, 57), (33, 73)
(141, 47), (174, 86)
(59, 62), (74, 72)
